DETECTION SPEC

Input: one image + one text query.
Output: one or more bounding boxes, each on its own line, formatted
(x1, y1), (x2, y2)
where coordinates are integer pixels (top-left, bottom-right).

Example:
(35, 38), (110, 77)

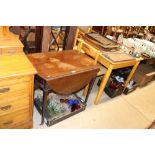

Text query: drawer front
(13, 120), (33, 129)
(1, 47), (22, 55)
(0, 82), (30, 101)
(0, 96), (29, 116)
(82, 45), (97, 59)
(0, 108), (30, 129)
(0, 76), (31, 87)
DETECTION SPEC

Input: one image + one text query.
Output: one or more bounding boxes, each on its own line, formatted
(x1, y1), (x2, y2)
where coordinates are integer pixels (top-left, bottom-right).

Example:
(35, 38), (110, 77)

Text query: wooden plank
(35, 26), (51, 52)
(35, 26), (42, 52)
(63, 26), (77, 50)
(41, 26), (51, 52)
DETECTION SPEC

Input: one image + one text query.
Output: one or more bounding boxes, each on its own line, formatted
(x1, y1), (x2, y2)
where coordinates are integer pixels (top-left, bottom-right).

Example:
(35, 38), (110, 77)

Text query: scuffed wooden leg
(41, 91), (48, 125)
(124, 61), (140, 88)
(94, 65), (113, 105)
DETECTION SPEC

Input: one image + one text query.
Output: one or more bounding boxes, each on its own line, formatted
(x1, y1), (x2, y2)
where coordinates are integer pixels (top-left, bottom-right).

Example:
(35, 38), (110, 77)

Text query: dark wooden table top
(27, 50), (99, 81)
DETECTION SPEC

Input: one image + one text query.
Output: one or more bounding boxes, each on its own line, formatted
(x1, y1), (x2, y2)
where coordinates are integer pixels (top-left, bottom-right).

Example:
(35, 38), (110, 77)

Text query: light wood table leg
(94, 65), (113, 105)
(82, 84), (89, 97)
(124, 60), (140, 87)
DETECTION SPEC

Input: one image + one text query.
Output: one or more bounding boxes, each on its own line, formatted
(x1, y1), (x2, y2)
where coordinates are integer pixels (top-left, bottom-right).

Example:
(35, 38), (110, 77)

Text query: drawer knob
(3, 120), (13, 126)
(0, 105), (12, 111)
(0, 87), (10, 93)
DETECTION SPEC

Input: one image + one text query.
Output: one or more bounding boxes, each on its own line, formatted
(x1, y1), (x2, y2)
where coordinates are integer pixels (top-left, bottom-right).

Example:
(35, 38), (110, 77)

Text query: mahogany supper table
(27, 50), (99, 125)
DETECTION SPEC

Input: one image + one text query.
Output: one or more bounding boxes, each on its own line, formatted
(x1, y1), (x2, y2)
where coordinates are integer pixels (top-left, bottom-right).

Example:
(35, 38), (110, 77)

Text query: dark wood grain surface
(27, 50), (99, 94)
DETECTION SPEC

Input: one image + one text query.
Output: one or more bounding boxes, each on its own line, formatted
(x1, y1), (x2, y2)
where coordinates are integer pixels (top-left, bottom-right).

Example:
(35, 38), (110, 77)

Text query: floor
(33, 78), (155, 129)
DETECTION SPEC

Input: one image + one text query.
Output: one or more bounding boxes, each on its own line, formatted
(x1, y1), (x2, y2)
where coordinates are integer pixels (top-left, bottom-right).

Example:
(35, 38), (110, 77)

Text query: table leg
(83, 83), (90, 97)
(84, 78), (96, 103)
(124, 60), (140, 88)
(41, 91), (48, 125)
(94, 65), (113, 105)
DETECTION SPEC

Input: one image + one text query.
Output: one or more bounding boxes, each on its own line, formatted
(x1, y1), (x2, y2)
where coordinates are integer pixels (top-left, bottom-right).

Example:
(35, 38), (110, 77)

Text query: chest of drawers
(0, 53), (37, 128)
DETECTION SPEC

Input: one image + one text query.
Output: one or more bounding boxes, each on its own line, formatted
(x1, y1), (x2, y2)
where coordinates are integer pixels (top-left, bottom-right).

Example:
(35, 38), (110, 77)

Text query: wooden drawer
(13, 120), (33, 129)
(0, 96), (29, 116)
(82, 45), (97, 59)
(0, 108), (30, 129)
(1, 47), (22, 55)
(0, 76), (31, 87)
(0, 82), (30, 101)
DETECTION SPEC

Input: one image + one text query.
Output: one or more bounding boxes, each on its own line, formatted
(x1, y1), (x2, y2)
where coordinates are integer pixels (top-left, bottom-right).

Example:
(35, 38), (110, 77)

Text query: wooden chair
(49, 26), (66, 51)
(77, 38), (107, 97)
(104, 26), (113, 36)
(74, 26), (93, 48)
(111, 26), (130, 39)
(126, 26), (139, 38)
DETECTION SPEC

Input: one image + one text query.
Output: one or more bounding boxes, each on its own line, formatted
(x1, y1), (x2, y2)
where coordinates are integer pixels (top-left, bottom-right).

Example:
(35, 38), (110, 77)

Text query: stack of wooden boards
(84, 33), (135, 62)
